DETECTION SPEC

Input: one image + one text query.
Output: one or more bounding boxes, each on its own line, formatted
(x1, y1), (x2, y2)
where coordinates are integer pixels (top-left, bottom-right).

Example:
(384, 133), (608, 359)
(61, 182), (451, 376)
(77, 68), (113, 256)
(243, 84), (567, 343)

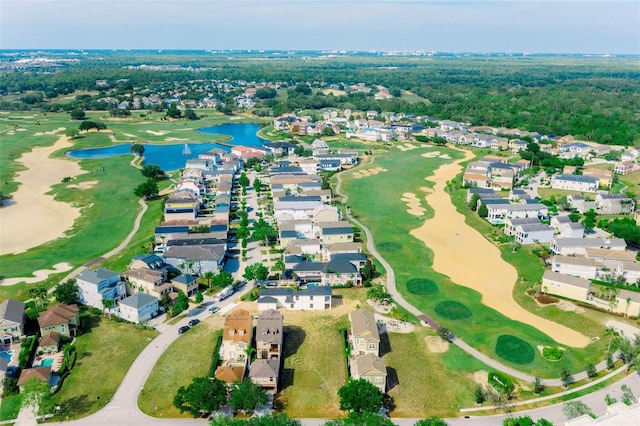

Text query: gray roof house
(118, 293), (159, 323)
(257, 287), (332, 311)
(349, 308), (380, 357)
(255, 309), (283, 360)
(0, 299), (25, 344)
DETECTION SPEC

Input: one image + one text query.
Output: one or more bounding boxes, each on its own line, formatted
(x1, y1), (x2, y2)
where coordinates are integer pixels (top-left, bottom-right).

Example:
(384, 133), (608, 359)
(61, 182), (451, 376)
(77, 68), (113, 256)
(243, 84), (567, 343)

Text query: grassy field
(139, 320), (223, 418)
(0, 394), (22, 421)
(536, 187), (587, 200)
(52, 312), (158, 420)
(0, 111), (265, 293)
(337, 145), (608, 377)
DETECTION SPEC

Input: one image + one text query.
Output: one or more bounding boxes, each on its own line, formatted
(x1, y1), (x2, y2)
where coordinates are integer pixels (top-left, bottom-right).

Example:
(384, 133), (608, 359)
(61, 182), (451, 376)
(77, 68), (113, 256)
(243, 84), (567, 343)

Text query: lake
(67, 123), (267, 171)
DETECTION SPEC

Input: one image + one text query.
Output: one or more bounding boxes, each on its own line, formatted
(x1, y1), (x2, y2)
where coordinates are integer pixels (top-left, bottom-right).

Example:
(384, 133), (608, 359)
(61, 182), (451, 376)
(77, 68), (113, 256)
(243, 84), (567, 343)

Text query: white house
(514, 223), (555, 245)
(595, 194), (635, 215)
(257, 287), (332, 311)
(541, 271), (591, 302)
(486, 203), (548, 225)
(118, 293), (158, 323)
(503, 217), (541, 237)
(76, 268), (127, 309)
(551, 256), (598, 279)
(560, 222), (585, 239)
(550, 238), (626, 256)
(551, 174), (598, 193)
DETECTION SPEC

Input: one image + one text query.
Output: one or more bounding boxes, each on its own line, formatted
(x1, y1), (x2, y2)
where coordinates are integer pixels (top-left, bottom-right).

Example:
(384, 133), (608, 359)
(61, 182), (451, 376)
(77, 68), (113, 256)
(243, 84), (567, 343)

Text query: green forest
(1, 51), (638, 145)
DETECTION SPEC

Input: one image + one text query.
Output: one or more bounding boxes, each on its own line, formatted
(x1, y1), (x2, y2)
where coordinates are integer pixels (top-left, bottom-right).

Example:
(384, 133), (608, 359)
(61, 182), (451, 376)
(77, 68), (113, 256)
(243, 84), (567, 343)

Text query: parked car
(208, 305), (220, 313)
(178, 326), (190, 334)
(234, 280), (247, 290)
(188, 319), (200, 327)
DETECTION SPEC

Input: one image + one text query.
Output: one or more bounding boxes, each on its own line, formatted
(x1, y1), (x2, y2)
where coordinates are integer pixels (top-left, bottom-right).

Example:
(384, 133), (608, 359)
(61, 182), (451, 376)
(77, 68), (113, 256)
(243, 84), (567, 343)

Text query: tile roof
(37, 304), (79, 329)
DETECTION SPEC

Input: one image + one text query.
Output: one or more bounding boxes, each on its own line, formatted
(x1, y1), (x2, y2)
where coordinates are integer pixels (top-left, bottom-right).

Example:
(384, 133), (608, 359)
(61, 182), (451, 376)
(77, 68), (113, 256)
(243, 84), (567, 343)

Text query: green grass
(51, 312), (158, 420)
(494, 335), (536, 365)
(434, 301), (473, 320)
(406, 278), (439, 295)
(0, 394), (23, 421)
(139, 322), (222, 418)
(337, 146), (607, 377)
(537, 187), (586, 200)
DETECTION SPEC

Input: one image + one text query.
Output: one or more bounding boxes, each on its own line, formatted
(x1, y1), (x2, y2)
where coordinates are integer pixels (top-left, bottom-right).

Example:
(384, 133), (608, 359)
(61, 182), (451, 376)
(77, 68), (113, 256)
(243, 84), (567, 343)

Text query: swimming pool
(33, 358), (54, 368)
(0, 350), (15, 364)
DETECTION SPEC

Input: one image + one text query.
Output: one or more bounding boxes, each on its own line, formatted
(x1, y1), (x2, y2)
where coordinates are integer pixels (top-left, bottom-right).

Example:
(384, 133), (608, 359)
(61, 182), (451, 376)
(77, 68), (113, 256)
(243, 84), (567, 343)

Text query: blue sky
(1, 1), (639, 54)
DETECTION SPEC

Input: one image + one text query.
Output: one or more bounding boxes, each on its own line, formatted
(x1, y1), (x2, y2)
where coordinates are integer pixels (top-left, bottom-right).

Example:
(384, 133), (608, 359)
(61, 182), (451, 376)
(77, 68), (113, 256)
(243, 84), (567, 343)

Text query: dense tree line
(1, 53), (638, 144)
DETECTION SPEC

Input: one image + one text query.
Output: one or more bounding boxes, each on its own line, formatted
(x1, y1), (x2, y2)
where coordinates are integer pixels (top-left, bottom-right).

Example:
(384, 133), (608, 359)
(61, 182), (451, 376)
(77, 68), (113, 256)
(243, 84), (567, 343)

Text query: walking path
(333, 151), (620, 386)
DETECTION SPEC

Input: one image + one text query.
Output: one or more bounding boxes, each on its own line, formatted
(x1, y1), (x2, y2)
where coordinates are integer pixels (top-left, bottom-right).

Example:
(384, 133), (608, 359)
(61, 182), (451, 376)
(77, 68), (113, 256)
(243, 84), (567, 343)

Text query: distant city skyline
(1, 1), (639, 55)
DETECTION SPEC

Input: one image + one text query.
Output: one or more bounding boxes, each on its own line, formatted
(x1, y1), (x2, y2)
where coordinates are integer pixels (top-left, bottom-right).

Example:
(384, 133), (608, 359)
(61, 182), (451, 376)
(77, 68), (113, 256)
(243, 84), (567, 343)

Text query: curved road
(333, 152), (624, 387)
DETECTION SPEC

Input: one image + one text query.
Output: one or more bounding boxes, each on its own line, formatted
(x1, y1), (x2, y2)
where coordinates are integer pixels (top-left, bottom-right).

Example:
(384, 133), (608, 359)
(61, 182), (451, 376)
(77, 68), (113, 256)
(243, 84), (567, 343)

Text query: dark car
(178, 325), (191, 334)
(188, 319), (200, 327)
(208, 305), (220, 313)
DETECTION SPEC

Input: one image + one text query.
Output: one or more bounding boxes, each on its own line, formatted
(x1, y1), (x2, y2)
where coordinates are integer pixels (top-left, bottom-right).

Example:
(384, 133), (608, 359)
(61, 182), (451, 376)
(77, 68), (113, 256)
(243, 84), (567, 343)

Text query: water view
(67, 123), (267, 171)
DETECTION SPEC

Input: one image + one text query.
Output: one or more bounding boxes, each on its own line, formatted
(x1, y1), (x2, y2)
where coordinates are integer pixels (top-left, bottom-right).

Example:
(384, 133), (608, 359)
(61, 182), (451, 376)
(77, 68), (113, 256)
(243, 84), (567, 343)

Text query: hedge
(18, 336), (37, 369)
(208, 332), (223, 377)
(339, 328), (350, 384)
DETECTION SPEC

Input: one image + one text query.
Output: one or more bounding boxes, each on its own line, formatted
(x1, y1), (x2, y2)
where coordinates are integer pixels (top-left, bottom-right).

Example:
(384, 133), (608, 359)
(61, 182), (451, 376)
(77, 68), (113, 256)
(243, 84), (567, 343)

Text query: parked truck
(219, 285), (235, 301)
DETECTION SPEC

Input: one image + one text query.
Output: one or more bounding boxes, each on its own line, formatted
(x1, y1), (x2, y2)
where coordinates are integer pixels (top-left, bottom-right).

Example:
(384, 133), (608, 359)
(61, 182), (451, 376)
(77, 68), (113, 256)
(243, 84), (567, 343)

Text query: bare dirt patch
(322, 89), (346, 96)
(409, 148), (591, 348)
(557, 300), (585, 313)
(375, 314), (415, 334)
(472, 370), (488, 385)
(425, 336), (449, 353)
(351, 166), (387, 179)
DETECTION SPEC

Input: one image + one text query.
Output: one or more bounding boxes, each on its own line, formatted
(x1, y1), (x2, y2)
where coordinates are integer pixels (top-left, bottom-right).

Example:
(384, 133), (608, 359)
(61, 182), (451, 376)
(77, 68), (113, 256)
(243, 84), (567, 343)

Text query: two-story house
(215, 309), (253, 384)
(351, 353), (387, 393)
(76, 268), (127, 309)
(0, 299), (25, 345)
(249, 309), (284, 392)
(349, 308), (380, 356)
(37, 304), (80, 339)
(118, 293), (159, 323)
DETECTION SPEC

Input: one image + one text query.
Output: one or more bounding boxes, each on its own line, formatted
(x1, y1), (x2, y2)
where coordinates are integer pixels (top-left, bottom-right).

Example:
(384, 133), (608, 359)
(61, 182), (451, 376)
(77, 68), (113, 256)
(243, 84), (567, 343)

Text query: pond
(67, 123), (267, 171)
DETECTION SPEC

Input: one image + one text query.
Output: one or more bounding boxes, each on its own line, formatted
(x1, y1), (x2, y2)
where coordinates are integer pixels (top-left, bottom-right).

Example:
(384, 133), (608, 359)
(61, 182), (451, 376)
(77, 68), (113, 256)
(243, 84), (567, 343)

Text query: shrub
(542, 347), (564, 361)
(339, 328), (350, 382)
(208, 333), (223, 377)
(488, 371), (515, 396)
(18, 336), (37, 369)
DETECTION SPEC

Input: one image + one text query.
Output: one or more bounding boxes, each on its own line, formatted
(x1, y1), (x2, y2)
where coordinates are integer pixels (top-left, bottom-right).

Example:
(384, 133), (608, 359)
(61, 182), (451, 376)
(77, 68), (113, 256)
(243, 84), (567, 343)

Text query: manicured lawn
(537, 187), (587, 200)
(139, 321), (222, 418)
(0, 394), (22, 421)
(434, 301), (473, 320)
(495, 335), (536, 365)
(337, 146), (608, 377)
(51, 312), (158, 420)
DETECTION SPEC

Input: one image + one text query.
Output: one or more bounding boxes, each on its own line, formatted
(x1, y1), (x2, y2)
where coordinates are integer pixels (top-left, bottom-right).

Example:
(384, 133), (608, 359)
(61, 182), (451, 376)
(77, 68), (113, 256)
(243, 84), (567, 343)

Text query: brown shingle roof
(223, 309), (252, 345)
(214, 365), (245, 383)
(37, 304), (79, 329)
(18, 366), (51, 387)
(40, 331), (61, 347)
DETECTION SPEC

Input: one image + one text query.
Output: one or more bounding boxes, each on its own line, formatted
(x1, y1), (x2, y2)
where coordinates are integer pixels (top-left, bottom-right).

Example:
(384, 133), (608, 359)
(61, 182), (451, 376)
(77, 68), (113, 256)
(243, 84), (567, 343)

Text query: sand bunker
(0, 263), (73, 286)
(123, 133), (137, 138)
(421, 151), (441, 158)
(419, 186), (433, 194)
(401, 192), (426, 216)
(165, 137), (189, 141)
(145, 130), (169, 136)
(396, 143), (418, 152)
(472, 370), (488, 385)
(351, 167), (387, 179)
(33, 127), (65, 136)
(409, 148), (591, 348)
(425, 336), (450, 353)
(0, 136), (86, 255)
(66, 180), (98, 190)
(439, 154), (451, 159)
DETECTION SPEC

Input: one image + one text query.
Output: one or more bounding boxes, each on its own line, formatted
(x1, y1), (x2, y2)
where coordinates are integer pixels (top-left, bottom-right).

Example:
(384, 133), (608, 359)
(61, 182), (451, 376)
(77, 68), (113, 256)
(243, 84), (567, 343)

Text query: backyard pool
(0, 350), (15, 364)
(33, 358), (54, 368)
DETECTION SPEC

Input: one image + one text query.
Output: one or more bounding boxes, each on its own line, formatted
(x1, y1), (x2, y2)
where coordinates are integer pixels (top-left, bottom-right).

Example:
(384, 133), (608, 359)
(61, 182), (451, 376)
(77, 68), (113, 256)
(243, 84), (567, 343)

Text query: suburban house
(466, 188), (497, 203)
(154, 225), (190, 245)
(117, 293), (159, 323)
(514, 223), (555, 245)
(76, 268), (126, 310)
(123, 268), (172, 299)
(595, 194), (635, 215)
(316, 221), (354, 244)
(164, 192), (200, 221)
(218, 309), (252, 363)
(349, 308), (380, 357)
(614, 161), (634, 175)
(550, 215), (571, 232)
(567, 194), (597, 214)
(558, 142), (591, 159)
(255, 309), (283, 360)
(37, 304), (79, 338)
(485, 203), (548, 225)
(560, 222), (585, 239)
(550, 174), (598, 193)
(583, 168), (613, 189)
(0, 299), (25, 344)
(550, 238), (626, 256)
(503, 218), (541, 237)
(17, 366), (55, 392)
(162, 244), (226, 275)
(37, 331), (61, 355)
(170, 274), (199, 296)
(351, 353), (387, 393)
(551, 256), (598, 279)
(257, 287), (332, 311)
(248, 359), (280, 393)
(541, 271), (591, 302)
(291, 257), (362, 286)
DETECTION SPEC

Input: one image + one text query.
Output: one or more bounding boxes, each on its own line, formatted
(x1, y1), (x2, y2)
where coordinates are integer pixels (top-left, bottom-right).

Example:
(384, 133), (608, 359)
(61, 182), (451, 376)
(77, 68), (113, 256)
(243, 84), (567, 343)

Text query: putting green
(377, 241), (402, 252)
(495, 335), (536, 365)
(434, 301), (472, 320)
(406, 278), (439, 295)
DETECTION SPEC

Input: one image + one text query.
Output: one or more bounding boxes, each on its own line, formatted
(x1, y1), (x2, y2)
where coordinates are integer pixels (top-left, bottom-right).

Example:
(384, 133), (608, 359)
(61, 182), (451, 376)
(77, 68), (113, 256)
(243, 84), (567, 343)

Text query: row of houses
(462, 155), (530, 190)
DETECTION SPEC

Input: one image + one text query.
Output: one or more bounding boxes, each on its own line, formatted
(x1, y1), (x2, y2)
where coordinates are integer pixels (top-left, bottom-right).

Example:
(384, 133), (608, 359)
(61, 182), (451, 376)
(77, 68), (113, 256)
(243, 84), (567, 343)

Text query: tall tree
(141, 164), (165, 181)
(173, 376), (228, 417)
(134, 179), (159, 200)
(337, 379), (384, 416)
(54, 279), (79, 305)
(228, 380), (269, 413)
(29, 286), (49, 309)
(21, 377), (53, 421)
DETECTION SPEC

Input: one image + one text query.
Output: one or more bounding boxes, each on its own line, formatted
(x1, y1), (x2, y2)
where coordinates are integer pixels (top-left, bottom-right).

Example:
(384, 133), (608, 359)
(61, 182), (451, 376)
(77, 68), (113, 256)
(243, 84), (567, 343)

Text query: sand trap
(33, 127), (65, 136)
(0, 262), (73, 286)
(7, 131), (14, 135)
(401, 192), (426, 216)
(145, 130), (169, 136)
(557, 300), (585, 314)
(66, 180), (98, 190)
(438, 154), (451, 159)
(472, 370), (488, 385)
(123, 133), (137, 138)
(605, 319), (640, 338)
(165, 137), (188, 141)
(351, 167), (387, 179)
(422, 151), (441, 158)
(425, 336), (450, 353)
(409, 148), (591, 348)
(375, 314), (415, 334)
(0, 136), (86, 255)
(397, 143), (418, 152)
(419, 186), (433, 193)
(16, 128), (26, 132)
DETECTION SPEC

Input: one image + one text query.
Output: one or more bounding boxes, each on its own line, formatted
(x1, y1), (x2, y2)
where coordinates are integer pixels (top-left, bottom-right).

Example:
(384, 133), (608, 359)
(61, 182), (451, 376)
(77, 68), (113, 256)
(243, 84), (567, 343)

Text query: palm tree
(204, 271), (215, 291)
(604, 326), (620, 354)
(102, 298), (115, 320)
